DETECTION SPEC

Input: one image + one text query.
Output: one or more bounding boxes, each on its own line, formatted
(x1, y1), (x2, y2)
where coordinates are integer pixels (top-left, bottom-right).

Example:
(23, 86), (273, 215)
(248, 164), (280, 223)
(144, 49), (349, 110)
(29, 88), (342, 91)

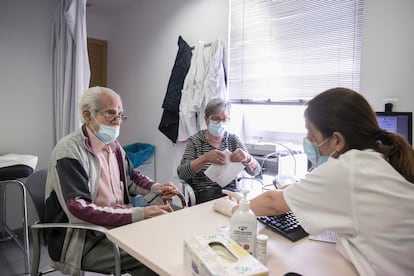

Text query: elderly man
(45, 86), (176, 275)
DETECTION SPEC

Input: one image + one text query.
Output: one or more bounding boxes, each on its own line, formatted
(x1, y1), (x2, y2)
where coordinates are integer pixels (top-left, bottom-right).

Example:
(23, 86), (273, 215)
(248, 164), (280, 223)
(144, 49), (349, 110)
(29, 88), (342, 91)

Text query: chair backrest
(25, 169), (48, 223)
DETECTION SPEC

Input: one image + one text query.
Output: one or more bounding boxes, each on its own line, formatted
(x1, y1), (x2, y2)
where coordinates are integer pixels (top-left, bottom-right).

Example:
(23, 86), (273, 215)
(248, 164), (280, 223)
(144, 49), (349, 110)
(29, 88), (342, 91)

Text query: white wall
(86, 12), (109, 41)
(360, 0), (414, 113)
(0, 0), (55, 167)
(1, 0), (413, 229)
(1, 0), (56, 229)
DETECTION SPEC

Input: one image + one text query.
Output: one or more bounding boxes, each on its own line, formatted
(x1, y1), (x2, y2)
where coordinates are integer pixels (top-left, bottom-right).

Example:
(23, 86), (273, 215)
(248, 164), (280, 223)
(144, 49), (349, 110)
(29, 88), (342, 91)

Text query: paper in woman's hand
(204, 149), (245, 187)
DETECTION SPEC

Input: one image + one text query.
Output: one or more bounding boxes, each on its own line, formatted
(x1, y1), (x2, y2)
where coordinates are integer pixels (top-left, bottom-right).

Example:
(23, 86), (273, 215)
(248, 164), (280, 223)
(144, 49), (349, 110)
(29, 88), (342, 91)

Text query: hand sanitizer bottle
(229, 190), (257, 255)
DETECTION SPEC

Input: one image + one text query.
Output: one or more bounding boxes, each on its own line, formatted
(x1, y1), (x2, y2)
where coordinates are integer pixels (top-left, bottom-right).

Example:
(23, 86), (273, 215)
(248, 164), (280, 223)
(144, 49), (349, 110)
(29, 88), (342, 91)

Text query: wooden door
(87, 37), (107, 87)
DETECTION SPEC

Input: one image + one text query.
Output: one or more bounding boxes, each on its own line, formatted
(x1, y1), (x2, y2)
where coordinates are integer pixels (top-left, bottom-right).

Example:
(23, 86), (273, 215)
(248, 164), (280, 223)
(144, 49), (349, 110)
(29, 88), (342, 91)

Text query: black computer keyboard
(257, 212), (308, 242)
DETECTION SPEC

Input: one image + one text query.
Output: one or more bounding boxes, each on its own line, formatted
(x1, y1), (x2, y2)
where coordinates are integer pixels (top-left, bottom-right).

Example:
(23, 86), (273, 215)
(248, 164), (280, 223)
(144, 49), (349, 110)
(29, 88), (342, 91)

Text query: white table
(106, 199), (358, 276)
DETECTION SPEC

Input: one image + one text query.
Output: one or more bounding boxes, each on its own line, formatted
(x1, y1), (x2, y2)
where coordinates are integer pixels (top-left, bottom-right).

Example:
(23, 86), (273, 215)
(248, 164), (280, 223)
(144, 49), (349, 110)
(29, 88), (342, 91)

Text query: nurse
(216, 87), (414, 275)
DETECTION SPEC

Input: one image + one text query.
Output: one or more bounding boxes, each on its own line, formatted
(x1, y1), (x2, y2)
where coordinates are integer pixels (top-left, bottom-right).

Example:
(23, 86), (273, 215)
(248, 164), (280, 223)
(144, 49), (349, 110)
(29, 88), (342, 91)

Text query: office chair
(25, 169), (121, 276)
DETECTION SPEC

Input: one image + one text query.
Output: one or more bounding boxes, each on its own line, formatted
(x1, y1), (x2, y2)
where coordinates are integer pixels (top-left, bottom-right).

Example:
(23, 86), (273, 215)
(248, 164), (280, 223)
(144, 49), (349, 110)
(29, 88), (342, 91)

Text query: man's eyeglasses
(209, 116), (230, 124)
(98, 111), (128, 122)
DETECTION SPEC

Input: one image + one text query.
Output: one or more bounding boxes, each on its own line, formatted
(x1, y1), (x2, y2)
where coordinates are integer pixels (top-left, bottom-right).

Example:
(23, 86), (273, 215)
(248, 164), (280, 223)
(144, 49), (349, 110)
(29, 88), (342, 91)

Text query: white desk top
(106, 199), (358, 276)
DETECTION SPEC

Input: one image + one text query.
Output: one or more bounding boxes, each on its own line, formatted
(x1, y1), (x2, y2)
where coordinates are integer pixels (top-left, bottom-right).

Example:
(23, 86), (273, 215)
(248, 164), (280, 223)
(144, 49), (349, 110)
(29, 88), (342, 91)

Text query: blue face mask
(303, 137), (330, 168)
(93, 115), (120, 144)
(208, 121), (226, 137)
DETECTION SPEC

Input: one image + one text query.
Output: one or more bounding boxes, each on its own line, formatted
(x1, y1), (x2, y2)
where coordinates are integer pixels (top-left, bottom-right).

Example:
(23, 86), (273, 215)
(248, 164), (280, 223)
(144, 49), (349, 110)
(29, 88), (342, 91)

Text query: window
(229, 0), (364, 101)
(228, 0), (364, 145)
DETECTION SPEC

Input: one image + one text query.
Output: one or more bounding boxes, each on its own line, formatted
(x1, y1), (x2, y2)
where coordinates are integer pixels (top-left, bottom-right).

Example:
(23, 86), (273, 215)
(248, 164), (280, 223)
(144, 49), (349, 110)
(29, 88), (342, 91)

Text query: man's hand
(156, 181), (177, 193)
(151, 182), (187, 208)
(157, 181), (178, 200)
(143, 205), (171, 219)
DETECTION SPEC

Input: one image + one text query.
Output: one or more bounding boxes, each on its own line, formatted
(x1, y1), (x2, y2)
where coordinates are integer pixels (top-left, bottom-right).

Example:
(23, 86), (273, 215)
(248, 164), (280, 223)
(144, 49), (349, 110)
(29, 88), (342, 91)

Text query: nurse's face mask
(303, 136), (332, 168)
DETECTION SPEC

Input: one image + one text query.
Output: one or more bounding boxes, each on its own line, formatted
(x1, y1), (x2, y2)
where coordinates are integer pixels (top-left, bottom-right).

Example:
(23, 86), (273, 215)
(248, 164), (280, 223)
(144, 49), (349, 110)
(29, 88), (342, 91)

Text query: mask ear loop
(330, 149), (340, 159)
(90, 113), (102, 136)
(314, 135), (334, 165)
(330, 132), (343, 158)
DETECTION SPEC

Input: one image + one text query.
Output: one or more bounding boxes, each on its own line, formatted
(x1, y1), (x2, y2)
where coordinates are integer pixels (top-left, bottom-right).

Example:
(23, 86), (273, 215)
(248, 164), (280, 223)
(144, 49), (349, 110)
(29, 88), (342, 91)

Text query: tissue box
(183, 233), (269, 276)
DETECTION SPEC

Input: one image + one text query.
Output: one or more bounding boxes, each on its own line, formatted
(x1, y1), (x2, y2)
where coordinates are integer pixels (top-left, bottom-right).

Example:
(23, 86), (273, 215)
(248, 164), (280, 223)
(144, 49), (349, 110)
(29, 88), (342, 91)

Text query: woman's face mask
(302, 136), (331, 168)
(208, 121), (226, 137)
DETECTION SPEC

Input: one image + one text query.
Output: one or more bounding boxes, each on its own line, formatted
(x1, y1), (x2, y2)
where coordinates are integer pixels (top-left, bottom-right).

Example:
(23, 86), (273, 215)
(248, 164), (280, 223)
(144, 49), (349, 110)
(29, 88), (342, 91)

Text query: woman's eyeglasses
(209, 116), (230, 124)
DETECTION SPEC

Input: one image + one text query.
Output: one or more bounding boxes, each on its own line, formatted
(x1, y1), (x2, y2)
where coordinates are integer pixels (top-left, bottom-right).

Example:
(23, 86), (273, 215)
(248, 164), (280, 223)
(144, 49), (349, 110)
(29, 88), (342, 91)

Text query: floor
(0, 234), (104, 276)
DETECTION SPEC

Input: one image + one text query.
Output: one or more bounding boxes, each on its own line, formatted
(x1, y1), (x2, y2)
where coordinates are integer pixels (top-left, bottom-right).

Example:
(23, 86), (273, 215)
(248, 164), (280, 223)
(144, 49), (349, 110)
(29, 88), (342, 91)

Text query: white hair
(78, 86), (120, 123)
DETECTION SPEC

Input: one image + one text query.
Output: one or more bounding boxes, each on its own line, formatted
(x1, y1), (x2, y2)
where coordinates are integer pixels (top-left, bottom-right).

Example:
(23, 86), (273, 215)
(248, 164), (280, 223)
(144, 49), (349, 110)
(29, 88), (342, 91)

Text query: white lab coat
(177, 39), (228, 142)
(284, 149), (414, 276)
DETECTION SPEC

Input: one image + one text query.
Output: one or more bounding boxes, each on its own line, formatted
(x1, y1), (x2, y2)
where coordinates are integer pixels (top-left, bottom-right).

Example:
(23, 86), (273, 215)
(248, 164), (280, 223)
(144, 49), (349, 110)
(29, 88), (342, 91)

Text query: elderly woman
(177, 98), (261, 204)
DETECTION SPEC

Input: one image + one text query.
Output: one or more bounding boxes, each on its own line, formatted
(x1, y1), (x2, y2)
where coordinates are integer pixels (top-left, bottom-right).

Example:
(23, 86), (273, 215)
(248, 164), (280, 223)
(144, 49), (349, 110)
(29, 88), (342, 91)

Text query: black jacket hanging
(158, 35), (192, 143)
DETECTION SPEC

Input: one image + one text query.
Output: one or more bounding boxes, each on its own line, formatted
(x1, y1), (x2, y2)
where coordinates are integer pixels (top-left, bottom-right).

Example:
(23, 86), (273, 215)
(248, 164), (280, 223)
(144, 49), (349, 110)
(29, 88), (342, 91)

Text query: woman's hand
(191, 149), (225, 174)
(230, 148), (251, 163)
(203, 149), (226, 165)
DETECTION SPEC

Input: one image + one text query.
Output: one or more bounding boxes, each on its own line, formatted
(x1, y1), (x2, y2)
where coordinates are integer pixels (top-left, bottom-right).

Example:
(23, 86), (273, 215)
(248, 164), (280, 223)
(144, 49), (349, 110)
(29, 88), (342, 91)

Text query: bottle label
(231, 225), (256, 254)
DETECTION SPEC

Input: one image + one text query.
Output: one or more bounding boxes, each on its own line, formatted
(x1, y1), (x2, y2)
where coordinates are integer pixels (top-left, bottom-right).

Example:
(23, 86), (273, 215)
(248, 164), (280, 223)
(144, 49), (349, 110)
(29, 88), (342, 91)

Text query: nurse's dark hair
(305, 87), (414, 183)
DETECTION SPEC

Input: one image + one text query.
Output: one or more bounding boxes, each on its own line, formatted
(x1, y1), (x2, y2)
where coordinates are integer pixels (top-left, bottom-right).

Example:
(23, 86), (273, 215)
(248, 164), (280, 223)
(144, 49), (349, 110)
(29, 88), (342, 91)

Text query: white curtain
(52, 0), (90, 145)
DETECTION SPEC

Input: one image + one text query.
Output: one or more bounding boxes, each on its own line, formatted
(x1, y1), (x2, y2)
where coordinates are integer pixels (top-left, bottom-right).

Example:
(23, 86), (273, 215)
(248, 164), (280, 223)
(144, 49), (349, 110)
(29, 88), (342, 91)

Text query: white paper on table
(204, 149), (245, 188)
(308, 231), (337, 243)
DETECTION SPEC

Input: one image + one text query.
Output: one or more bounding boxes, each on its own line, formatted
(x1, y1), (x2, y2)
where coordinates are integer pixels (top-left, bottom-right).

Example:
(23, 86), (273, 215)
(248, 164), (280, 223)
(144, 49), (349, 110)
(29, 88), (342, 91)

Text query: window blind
(229, 0), (364, 102)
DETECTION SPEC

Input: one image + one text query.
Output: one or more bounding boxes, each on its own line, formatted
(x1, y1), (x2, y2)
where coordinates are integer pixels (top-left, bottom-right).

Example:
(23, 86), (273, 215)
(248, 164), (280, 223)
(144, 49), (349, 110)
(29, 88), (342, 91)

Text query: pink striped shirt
(86, 127), (125, 207)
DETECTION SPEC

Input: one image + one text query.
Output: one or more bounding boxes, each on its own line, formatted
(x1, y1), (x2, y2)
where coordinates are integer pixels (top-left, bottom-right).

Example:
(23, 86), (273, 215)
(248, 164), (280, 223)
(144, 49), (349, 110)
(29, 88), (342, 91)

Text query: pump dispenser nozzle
(239, 190), (250, 210)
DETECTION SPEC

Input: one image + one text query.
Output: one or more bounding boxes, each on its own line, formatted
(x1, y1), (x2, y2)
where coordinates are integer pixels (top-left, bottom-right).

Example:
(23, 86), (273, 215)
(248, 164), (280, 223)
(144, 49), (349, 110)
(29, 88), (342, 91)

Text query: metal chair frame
(181, 182), (196, 207)
(25, 169), (121, 276)
(0, 179), (31, 274)
(30, 223), (121, 276)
